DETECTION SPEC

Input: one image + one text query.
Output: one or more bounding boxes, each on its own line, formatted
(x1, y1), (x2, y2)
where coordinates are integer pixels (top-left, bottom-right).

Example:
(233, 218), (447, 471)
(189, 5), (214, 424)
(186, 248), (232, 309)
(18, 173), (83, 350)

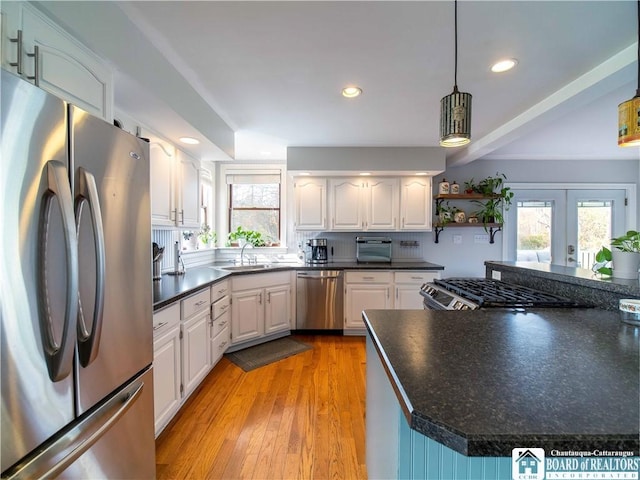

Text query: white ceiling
(38, 1), (640, 166)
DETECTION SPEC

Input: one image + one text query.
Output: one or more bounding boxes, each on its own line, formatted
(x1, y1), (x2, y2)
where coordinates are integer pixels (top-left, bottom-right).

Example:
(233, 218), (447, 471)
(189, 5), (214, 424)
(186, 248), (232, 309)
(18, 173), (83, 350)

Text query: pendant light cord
(453, 0), (459, 93)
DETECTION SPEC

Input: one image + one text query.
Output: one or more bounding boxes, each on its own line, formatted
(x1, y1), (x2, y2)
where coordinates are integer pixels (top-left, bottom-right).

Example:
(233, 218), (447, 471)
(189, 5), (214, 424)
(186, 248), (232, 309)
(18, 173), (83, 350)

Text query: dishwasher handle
(297, 271), (342, 279)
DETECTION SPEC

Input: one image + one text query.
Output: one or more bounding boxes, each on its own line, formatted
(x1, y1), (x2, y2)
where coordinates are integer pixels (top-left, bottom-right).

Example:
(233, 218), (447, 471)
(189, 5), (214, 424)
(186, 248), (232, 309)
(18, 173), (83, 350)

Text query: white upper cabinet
(329, 178), (364, 230)
(294, 176), (431, 232)
(1, 3), (113, 120)
(149, 137), (177, 227)
(400, 177), (432, 230)
(365, 178), (399, 230)
(293, 178), (327, 231)
(176, 150), (201, 229)
(148, 133), (201, 229)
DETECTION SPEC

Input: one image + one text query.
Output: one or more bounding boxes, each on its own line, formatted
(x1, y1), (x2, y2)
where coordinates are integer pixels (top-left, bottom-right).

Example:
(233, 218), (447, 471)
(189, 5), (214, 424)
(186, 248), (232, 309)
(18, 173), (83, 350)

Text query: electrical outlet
(474, 234), (490, 244)
(453, 234), (462, 245)
(492, 270), (501, 280)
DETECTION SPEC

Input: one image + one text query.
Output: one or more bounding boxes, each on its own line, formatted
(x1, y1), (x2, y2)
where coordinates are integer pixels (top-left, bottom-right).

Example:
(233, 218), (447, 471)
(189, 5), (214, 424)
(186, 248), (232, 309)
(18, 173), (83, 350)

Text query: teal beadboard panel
(398, 416), (512, 480)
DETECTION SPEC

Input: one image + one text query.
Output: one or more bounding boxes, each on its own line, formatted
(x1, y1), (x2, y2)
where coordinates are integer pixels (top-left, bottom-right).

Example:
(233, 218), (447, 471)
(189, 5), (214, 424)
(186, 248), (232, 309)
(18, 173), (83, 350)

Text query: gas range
(420, 278), (584, 310)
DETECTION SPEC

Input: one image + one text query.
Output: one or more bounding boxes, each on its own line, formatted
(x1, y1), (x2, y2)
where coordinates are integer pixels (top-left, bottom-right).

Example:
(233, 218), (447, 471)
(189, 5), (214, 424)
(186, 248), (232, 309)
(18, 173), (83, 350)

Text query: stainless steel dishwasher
(296, 270), (343, 331)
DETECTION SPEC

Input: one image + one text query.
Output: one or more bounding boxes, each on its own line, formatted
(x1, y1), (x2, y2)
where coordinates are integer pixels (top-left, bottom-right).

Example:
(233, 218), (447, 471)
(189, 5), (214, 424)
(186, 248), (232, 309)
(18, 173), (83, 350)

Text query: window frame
(503, 182), (636, 265)
(217, 164), (288, 248)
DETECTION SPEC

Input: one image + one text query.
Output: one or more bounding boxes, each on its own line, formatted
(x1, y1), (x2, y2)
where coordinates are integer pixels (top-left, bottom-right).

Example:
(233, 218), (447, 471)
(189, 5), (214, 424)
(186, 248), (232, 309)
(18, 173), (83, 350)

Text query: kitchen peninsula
(363, 307), (639, 480)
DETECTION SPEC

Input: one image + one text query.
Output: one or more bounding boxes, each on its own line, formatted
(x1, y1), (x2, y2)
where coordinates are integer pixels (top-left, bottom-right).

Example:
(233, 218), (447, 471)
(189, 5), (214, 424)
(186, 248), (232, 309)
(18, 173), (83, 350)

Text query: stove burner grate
(433, 278), (580, 308)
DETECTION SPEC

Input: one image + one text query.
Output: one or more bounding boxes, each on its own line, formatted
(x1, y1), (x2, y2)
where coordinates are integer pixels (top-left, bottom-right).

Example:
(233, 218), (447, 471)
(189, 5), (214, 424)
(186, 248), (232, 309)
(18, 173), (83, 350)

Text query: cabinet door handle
(194, 300), (207, 307)
(362, 276), (374, 280)
(180, 209), (185, 225)
(410, 276), (422, 280)
(218, 320), (227, 328)
(258, 293), (262, 305)
(219, 341), (227, 349)
(396, 288), (398, 300)
(26, 45), (39, 86)
(9, 30), (23, 75)
(153, 321), (168, 331)
(267, 292), (271, 303)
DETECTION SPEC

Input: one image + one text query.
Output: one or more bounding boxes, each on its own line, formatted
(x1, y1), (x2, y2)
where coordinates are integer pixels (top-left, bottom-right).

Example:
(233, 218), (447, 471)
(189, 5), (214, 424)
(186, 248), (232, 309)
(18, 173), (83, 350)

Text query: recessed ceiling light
(342, 86), (362, 98)
(491, 58), (518, 73)
(179, 136), (200, 145)
(359, 172), (371, 176)
(298, 172), (311, 176)
(415, 172), (428, 176)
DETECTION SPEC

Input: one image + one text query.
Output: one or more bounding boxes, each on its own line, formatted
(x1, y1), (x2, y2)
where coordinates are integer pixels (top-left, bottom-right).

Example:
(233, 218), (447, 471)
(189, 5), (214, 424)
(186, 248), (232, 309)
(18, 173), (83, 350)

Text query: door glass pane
(576, 200), (612, 268)
(516, 201), (552, 263)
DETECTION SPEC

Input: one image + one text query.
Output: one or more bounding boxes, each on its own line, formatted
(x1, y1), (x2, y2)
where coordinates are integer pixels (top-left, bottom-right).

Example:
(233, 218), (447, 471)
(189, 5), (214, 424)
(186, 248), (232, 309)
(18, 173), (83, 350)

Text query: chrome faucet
(240, 242), (254, 265)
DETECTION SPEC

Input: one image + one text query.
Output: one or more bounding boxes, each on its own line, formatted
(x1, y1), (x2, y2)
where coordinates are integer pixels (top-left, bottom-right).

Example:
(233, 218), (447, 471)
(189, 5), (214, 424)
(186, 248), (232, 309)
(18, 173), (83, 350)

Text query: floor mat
(225, 337), (312, 371)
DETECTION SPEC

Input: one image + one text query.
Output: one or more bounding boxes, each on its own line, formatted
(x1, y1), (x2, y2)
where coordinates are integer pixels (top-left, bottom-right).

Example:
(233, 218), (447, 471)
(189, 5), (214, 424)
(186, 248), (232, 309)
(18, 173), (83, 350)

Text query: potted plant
(592, 230), (640, 279)
(226, 226), (266, 247)
(197, 224), (216, 247)
(470, 173), (514, 230)
(436, 201), (456, 225)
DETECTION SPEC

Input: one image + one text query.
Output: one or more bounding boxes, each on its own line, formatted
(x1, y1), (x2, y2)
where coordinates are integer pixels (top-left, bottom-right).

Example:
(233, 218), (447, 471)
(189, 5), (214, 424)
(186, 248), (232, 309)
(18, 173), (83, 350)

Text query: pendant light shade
(440, 0), (472, 148)
(618, 0), (640, 147)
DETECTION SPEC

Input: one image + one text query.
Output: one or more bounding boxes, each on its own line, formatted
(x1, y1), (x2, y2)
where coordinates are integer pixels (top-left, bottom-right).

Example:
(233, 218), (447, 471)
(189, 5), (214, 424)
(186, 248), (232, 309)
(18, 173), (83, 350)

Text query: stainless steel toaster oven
(355, 236), (392, 263)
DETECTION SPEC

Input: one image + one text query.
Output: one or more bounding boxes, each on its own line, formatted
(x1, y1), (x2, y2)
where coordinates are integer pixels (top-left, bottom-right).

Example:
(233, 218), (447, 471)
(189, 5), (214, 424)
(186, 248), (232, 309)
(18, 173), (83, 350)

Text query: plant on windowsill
(592, 230), (640, 279)
(226, 226), (266, 247)
(197, 224), (216, 248)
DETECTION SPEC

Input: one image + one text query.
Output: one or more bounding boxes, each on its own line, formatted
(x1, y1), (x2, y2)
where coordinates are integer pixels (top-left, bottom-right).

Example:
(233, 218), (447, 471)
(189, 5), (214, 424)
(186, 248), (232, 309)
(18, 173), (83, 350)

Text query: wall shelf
(433, 194), (503, 244)
(433, 223), (502, 244)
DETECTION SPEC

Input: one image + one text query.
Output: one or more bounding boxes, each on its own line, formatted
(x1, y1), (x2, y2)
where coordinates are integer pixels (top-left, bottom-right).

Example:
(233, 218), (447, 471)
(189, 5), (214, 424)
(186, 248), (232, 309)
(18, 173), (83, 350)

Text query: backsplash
(293, 231), (432, 262)
(153, 229), (436, 271)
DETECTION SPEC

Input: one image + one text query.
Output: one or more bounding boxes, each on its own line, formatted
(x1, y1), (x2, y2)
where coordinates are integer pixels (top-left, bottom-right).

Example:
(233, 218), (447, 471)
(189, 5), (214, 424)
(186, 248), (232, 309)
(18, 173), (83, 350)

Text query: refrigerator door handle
(39, 161), (79, 382)
(2, 377), (146, 480)
(74, 167), (106, 367)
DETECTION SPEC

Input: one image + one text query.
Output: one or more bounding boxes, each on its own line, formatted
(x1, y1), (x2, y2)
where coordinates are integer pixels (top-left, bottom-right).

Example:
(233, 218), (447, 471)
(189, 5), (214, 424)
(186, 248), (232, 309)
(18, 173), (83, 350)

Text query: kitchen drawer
(345, 271), (392, 284)
(181, 288), (211, 319)
(212, 295), (230, 321)
(211, 310), (230, 337)
(211, 279), (230, 303)
(394, 271), (439, 284)
(211, 324), (230, 363)
(153, 303), (180, 337)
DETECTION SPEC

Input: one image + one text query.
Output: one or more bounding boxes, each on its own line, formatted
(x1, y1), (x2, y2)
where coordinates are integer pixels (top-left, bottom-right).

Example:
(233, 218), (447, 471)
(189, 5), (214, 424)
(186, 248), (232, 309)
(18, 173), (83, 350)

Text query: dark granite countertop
(363, 308), (640, 457)
(153, 261), (444, 310)
(485, 261), (640, 310)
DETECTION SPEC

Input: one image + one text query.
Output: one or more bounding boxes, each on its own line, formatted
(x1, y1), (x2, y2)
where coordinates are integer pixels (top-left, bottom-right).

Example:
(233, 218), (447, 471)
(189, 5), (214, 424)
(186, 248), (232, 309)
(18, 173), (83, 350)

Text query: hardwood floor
(155, 335), (368, 480)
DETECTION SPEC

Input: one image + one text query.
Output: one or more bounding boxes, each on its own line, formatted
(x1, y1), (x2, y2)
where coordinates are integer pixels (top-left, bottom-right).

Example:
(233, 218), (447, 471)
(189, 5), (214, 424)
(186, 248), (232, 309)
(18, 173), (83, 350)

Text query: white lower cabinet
(181, 308), (211, 398)
(394, 271), (440, 309)
(230, 271), (291, 349)
(344, 271), (393, 334)
(152, 303), (181, 436)
(344, 270), (442, 334)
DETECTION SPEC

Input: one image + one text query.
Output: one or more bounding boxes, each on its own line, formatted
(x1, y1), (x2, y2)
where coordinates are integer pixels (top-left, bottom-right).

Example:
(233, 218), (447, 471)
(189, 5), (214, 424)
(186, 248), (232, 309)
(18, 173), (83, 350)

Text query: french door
(505, 188), (628, 267)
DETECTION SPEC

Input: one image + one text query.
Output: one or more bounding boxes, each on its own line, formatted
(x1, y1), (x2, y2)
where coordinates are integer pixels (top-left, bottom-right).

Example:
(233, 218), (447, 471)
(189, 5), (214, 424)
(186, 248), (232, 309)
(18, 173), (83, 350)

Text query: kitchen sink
(214, 264), (273, 272)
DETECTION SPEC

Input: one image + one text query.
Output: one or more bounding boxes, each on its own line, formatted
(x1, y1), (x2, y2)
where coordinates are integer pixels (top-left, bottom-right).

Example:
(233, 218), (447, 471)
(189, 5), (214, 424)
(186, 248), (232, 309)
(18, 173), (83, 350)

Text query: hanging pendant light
(618, 0), (640, 147)
(440, 0), (472, 147)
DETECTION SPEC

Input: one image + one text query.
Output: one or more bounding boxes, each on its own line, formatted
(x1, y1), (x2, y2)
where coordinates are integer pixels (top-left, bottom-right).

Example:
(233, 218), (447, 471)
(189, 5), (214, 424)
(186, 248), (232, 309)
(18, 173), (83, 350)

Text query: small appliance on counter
(306, 238), (328, 264)
(356, 236), (392, 263)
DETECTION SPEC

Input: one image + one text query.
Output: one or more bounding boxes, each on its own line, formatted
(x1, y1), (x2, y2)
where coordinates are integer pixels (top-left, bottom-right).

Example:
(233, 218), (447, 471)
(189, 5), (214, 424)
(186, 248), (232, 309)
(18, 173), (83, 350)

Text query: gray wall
(430, 159), (639, 277)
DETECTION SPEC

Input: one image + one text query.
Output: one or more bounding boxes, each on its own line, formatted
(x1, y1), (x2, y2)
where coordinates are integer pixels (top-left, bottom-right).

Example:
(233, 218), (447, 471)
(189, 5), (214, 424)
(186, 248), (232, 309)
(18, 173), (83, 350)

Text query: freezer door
(2, 368), (156, 480)
(1, 70), (77, 472)
(70, 106), (153, 414)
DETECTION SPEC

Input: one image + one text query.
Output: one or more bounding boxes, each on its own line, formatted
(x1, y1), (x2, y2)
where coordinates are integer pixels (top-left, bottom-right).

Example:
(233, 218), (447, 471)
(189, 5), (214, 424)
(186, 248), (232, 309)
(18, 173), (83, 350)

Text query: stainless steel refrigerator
(1, 69), (155, 479)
